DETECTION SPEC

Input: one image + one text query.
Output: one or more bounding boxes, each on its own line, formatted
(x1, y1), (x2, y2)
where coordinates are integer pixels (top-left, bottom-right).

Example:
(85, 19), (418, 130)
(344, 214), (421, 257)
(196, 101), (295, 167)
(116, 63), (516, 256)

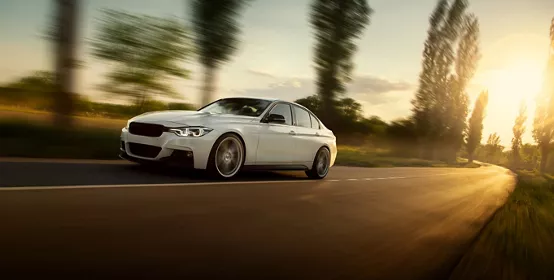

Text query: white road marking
(0, 180), (314, 191)
(0, 171), (496, 191)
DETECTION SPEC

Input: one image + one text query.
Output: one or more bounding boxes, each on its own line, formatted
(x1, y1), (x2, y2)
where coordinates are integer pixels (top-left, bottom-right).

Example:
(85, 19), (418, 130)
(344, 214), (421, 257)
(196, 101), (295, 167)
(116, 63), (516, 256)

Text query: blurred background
(0, 0), (553, 171)
(1, 2), (554, 279)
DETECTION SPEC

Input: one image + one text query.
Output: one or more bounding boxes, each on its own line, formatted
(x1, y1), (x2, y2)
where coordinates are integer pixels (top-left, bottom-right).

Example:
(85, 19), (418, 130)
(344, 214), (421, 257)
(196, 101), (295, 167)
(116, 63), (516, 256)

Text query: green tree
(485, 133), (503, 163)
(295, 95), (322, 115)
(521, 143), (539, 170)
(53, 0), (80, 127)
(412, 0), (458, 158)
(191, 0), (250, 106)
(295, 95), (385, 135)
(0, 71), (55, 108)
(310, 0), (372, 129)
(412, 0), (479, 160)
(466, 90), (488, 163)
(336, 97), (364, 121)
(512, 102), (527, 167)
(3, 71), (55, 92)
(443, 14), (480, 161)
(91, 10), (191, 112)
(533, 18), (554, 173)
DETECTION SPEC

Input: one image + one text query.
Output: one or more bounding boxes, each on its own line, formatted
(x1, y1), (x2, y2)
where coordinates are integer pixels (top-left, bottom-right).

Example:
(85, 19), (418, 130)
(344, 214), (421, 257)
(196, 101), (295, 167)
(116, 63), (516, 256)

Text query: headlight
(168, 126), (213, 137)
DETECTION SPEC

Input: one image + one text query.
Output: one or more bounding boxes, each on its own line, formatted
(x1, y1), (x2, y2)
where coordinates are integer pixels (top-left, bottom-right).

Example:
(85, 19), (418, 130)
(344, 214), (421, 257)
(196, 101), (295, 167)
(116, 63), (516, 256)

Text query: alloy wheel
(215, 136), (243, 178)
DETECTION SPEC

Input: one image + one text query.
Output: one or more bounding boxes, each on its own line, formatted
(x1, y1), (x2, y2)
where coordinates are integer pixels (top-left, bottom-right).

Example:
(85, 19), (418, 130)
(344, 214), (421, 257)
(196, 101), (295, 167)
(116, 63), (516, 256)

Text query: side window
(268, 103), (292, 125)
(310, 114), (320, 129)
(293, 106), (312, 128)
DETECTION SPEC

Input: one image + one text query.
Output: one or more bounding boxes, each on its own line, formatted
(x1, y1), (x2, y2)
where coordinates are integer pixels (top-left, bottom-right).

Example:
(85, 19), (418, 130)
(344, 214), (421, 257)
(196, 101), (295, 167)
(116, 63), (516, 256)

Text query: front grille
(128, 122), (166, 137)
(128, 143), (161, 158)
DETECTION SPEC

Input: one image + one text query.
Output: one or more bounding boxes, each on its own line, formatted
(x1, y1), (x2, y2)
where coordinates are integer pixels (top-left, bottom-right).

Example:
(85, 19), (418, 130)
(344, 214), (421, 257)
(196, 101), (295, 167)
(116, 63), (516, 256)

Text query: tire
(207, 133), (245, 179)
(305, 147), (331, 179)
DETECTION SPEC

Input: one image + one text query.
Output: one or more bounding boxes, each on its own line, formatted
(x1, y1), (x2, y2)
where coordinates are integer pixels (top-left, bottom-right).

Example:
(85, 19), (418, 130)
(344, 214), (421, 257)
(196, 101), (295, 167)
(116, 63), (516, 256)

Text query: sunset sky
(1, 0), (553, 146)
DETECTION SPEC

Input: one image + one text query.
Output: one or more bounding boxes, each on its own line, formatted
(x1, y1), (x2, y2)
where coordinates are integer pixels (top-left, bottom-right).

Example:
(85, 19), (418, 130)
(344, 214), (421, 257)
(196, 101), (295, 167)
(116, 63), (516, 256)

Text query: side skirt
(242, 164), (309, 171)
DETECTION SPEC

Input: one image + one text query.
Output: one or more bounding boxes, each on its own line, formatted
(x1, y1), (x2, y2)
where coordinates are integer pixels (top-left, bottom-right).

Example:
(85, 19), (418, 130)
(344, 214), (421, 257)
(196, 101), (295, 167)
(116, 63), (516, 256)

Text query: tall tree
(485, 133), (502, 163)
(412, 0), (449, 151)
(532, 18), (554, 173)
(191, 0), (249, 106)
(443, 13), (480, 161)
(512, 102), (527, 167)
(91, 10), (191, 112)
(310, 0), (372, 129)
(53, 0), (79, 127)
(412, 0), (478, 160)
(466, 90), (488, 163)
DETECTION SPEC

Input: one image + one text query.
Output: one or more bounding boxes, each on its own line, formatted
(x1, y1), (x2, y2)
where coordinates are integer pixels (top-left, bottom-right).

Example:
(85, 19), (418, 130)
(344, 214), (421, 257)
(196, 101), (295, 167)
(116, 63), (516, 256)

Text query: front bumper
(119, 149), (195, 168)
(120, 127), (218, 169)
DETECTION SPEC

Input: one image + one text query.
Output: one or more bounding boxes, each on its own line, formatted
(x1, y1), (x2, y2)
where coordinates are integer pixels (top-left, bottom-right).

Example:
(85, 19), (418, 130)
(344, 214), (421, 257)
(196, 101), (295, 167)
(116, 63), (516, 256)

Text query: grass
(0, 95), (196, 120)
(0, 117), (480, 169)
(450, 171), (554, 279)
(335, 145), (481, 168)
(0, 119), (121, 159)
(0, 108), (126, 130)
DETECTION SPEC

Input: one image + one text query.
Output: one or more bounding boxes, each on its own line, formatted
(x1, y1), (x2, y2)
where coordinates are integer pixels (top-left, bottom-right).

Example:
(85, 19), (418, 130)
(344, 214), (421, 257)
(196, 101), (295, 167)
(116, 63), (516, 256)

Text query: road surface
(0, 160), (515, 279)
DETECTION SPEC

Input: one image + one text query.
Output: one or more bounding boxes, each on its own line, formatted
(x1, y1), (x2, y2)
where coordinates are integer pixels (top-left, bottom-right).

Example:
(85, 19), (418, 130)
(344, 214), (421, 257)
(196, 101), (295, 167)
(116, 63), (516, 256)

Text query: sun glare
(478, 59), (546, 145)
(483, 60), (544, 104)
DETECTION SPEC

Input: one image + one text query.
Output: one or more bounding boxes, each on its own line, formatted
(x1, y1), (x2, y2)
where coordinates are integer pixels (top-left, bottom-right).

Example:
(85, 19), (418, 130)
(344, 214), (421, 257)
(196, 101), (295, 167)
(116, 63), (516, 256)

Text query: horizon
(1, 0), (553, 146)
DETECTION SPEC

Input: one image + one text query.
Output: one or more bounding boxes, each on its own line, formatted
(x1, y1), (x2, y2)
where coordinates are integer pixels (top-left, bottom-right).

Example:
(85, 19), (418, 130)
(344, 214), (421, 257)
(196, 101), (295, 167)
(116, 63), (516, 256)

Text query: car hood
(130, 110), (258, 126)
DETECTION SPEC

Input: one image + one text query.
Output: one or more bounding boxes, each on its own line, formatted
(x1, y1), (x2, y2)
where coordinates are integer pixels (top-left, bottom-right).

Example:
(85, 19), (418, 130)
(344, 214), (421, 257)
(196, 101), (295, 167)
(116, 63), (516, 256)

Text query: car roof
(221, 96), (300, 106)
(218, 96), (327, 129)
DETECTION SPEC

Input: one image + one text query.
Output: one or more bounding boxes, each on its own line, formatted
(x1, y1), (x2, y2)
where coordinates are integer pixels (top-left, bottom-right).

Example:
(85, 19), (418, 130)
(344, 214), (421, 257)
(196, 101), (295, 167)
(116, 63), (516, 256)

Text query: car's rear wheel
(208, 133), (245, 179)
(306, 147), (330, 179)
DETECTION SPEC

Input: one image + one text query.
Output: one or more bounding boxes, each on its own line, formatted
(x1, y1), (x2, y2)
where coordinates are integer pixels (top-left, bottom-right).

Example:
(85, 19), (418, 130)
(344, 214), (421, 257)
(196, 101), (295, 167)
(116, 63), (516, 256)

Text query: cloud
(246, 69), (278, 79)
(234, 77), (313, 101)
(347, 75), (412, 95)
(236, 75), (413, 104)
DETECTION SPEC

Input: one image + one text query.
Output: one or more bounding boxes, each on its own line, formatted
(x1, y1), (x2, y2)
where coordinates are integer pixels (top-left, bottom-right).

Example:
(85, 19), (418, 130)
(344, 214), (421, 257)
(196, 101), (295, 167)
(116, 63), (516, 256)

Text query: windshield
(199, 98), (272, 117)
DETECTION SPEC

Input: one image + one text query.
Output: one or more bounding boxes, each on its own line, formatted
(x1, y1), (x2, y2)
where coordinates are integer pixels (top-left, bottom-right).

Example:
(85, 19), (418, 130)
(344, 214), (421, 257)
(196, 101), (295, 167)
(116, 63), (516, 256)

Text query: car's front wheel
(208, 133), (245, 179)
(306, 147), (331, 179)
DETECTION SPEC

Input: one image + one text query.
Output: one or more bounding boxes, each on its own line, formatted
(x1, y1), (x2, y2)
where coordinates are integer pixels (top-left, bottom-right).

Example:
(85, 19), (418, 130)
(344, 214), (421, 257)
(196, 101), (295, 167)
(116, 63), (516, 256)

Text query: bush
(0, 120), (120, 159)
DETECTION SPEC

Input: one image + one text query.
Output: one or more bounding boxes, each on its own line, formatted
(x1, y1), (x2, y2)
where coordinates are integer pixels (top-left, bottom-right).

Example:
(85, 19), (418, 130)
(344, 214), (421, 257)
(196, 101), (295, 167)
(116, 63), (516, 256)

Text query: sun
(478, 59), (545, 119)
(482, 59), (544, 103)
(477, 59), (546, 145)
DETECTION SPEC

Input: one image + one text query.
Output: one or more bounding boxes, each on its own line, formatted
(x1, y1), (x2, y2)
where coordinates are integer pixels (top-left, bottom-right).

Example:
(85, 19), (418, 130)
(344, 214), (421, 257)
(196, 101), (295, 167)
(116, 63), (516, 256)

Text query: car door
(255, 103), (296, 164)
(291, 105), (321, 164)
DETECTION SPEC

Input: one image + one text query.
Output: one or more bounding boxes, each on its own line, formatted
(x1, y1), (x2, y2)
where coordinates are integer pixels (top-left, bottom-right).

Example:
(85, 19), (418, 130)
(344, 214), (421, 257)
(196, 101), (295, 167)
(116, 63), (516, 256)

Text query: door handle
(289, 130), (296, 135)
(315, 132), (320, 137)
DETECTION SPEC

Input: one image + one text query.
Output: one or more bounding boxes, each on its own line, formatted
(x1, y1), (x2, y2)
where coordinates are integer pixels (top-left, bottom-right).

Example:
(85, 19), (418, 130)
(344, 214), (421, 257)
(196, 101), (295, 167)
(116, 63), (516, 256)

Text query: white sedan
(120, 97), (337, 179)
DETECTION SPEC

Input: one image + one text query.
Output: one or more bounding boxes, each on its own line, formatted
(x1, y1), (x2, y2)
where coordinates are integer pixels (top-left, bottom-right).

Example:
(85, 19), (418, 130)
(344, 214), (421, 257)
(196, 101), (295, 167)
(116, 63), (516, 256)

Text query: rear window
(310, 114), (320, 129)
(293, 106), (311, 128)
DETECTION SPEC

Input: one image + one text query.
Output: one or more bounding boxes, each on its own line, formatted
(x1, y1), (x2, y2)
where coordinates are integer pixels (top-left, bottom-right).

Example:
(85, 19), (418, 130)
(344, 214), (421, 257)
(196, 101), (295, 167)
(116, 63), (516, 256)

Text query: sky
(1, 0), (553, 146)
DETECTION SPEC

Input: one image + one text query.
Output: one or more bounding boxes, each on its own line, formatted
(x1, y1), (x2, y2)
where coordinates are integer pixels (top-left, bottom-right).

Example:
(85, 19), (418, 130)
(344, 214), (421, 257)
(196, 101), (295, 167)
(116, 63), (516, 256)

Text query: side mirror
(266, 114), (286, 124)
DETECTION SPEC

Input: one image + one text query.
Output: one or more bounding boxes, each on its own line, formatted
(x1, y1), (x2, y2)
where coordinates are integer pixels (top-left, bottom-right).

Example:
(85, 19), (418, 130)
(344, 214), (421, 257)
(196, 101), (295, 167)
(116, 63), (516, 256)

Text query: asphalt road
(0, 160), (515, 280)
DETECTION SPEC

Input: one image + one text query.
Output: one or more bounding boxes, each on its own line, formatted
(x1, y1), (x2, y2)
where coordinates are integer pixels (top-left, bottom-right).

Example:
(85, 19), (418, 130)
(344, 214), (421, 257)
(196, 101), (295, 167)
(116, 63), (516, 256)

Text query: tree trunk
(54, 0), (79, 128)
(540, 144), (549, 173)
(468, 152), (473, 163)
(201, 65), (217, 107)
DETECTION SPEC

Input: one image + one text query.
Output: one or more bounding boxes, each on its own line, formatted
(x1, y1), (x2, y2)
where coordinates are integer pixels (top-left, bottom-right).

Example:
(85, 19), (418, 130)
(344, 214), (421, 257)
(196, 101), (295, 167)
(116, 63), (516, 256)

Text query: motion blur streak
(0, 166), (514, 280)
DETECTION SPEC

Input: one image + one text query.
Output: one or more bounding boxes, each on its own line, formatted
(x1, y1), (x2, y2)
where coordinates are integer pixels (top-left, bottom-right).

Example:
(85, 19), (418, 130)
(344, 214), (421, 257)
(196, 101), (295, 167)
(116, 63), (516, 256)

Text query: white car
(120, 97), (337, 179)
